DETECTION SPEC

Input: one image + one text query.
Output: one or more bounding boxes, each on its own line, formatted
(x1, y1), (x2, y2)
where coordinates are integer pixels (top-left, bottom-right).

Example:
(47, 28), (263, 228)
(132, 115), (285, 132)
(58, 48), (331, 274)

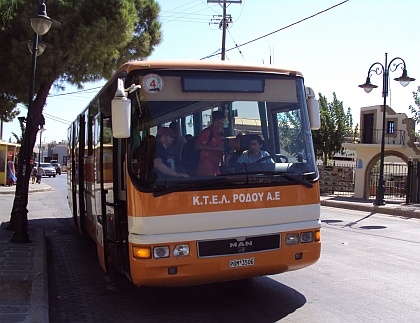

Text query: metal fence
(370, 129), (406, 145)
(319, 161), (412, 202)
(406, 161), (420, 204)
(369, 163), (407, 202)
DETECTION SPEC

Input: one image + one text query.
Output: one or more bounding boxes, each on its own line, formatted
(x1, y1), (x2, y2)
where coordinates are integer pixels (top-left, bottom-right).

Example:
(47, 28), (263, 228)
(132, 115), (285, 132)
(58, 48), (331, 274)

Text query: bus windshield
(128, 71), (317, 191)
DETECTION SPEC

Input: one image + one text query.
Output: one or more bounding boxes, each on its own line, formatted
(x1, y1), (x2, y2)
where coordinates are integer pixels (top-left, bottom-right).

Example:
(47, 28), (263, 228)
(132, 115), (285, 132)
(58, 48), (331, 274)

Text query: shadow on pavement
(35, 217), (308, 323)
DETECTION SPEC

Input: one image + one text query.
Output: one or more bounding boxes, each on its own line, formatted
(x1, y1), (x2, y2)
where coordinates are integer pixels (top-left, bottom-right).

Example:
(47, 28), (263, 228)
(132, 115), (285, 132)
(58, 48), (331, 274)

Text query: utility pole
(208, 0), (241, 60)
(221, 1), (227, 60)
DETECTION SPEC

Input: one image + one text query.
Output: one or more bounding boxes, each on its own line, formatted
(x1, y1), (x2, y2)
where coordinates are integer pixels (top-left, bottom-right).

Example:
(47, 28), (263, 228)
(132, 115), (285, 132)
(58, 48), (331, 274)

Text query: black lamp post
(11, 1), (60, 243)
(359, 53), (415, 206)
(38, 127), (46, 163)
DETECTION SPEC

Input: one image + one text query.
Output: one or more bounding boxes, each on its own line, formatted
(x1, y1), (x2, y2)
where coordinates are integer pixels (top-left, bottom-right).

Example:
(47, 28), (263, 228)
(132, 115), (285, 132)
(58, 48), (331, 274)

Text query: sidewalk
(0, 182), (51, 323)
(320, 195), (420, 219)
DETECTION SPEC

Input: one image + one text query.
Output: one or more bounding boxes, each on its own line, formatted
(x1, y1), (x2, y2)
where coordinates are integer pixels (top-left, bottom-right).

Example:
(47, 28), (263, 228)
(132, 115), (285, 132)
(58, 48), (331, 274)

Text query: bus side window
(133, 135), (156, 184)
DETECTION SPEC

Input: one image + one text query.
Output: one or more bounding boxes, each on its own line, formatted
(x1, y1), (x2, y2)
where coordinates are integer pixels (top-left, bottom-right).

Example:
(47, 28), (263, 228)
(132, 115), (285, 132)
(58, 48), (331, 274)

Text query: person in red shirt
(195, 110), (225, 176)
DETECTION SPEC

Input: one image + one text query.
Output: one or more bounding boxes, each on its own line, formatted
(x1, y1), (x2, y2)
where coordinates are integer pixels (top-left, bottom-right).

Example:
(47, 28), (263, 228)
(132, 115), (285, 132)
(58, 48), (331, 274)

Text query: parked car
(50, 160), (62, 175)
(37, 163), (56, 178)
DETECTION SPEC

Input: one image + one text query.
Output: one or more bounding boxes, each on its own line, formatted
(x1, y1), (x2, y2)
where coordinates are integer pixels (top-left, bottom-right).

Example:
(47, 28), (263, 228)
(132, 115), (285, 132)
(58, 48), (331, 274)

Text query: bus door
(68, 122), (77, 223)
(83, 113), (96, 239)
(97, 115), (129, 274)
(75, 114), (86, 234)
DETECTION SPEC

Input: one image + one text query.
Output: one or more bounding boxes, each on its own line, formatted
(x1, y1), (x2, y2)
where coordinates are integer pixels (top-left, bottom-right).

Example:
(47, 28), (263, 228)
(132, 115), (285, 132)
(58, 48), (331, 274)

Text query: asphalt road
(278, 207), (420, 322)
(3, 175), (419, 322)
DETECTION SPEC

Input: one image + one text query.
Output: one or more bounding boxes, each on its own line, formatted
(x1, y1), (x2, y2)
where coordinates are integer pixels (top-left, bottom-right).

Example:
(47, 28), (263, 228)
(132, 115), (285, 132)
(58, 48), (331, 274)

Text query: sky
(2, 0), (420, 144)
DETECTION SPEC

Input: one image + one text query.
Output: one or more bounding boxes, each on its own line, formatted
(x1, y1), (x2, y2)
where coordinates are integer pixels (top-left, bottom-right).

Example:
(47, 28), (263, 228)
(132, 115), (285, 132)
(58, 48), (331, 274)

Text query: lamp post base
(373, 180), (386, 206)
(373, 199), (386, 206)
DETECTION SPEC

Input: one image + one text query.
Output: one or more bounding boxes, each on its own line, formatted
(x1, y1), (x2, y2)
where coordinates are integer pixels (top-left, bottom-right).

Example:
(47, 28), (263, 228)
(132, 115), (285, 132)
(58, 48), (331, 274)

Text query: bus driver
(236, 134), (274, 164)
(154, 127), (190, 179)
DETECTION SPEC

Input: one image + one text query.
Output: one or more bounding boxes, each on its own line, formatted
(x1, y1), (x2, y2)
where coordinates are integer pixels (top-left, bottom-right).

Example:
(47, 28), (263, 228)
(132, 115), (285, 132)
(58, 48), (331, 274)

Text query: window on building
(387, 121), (395, 134)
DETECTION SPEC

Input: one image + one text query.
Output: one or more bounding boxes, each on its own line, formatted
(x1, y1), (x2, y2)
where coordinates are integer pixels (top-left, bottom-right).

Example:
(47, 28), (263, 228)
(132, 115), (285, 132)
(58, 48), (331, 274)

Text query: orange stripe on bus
(127, 181), (320, 217)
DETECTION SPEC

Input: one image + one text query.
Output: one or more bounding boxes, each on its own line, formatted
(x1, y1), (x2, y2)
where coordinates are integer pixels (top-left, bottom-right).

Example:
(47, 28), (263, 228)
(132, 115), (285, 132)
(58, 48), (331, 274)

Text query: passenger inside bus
(154, 127), (190, 179)
(133, 134), (157, 184)
(168, 121), (186, 163)
(236, 134), (274, 164)
(195, 111), (225, 176)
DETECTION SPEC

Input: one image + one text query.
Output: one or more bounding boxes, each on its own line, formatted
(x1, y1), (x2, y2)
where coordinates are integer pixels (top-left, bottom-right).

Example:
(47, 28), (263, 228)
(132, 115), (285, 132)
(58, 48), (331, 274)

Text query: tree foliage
(312, 92), (347, 163)
(11, 115), (25, 143)
(0, 0), (18, 24)
(345, 107), (359, 143)
(1, 0), (162, 229)
(0, 0), (162, 125)
(277, 109), (304, 156)
(409, 89), (420, 136)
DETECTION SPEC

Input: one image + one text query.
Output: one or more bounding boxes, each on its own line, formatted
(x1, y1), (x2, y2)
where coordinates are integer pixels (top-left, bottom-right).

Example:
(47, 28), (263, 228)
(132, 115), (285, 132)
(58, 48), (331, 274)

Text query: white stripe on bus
(127, 203), (320, 244)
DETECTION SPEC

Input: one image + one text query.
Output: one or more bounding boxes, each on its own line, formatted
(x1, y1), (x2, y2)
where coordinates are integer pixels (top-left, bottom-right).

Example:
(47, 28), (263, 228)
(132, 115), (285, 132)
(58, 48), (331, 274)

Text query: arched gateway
(343, 105), (420, 200)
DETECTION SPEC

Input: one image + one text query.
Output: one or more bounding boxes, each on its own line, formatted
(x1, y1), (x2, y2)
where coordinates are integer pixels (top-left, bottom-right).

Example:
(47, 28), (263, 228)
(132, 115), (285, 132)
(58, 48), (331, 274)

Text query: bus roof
(114, 60), (303, 78)
(68, 60), (305, 128)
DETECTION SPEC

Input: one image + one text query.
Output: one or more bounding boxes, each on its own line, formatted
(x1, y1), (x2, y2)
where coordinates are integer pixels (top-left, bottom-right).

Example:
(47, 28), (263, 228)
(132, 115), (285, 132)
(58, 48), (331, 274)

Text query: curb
(320, 199), (420, 219)
(0, 225), (48, 323)
(26, 228), (49, 323)
(0, 185), (52, 195)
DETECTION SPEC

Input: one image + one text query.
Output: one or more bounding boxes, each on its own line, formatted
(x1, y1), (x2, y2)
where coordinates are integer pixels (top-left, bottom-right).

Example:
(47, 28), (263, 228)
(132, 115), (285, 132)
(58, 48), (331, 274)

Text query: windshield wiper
(152, 177), (227, 197)
(223, 171), (313, 187)
(282, 173), (313, 188)
(152, 172), (314, 197)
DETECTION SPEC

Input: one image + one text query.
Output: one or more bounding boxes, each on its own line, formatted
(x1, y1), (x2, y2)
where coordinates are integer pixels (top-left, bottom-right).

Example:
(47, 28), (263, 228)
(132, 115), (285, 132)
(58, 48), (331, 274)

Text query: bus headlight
(173, 245), (190, 257)
(285, 233), (299, 245)
(153, 246), (170, 258)
(300, 231), (314, 243)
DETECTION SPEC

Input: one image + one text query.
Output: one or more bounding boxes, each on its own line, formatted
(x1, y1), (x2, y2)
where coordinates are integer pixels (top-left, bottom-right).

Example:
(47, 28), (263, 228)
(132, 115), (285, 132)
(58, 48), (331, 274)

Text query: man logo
(230, 241), (252, 248)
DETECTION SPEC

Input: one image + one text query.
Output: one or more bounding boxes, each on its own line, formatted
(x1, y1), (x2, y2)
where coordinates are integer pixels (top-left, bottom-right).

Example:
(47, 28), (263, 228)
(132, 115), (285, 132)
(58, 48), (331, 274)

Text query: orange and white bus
(67, 60), (321, 287)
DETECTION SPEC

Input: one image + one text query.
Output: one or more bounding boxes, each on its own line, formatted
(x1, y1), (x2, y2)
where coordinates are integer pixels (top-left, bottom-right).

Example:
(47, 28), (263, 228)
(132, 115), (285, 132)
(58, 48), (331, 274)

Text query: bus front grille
(197, 234), (281, 258)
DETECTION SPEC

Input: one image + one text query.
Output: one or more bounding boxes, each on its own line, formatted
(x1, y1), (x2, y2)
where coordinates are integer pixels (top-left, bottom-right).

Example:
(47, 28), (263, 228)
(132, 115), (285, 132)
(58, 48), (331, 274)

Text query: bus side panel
(84, 157), (96, 241)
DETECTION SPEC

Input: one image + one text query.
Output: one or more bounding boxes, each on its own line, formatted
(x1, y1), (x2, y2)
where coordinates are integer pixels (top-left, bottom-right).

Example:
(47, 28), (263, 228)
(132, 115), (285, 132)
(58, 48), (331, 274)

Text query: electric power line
(17, 103), (72, 124)
(228, 29), (245, 61)
(201, 0), (350, 60)
(160, 2), (210, 24)
(44, 112), (71, 125)
(47, 86), (102, 97)
(232, 0), (245, 24)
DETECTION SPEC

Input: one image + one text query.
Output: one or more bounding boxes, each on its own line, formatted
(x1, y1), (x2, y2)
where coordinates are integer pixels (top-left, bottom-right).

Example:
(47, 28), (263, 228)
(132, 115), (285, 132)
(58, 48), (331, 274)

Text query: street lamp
(359, 53), (415, 206)
(38, 127), (46, 163)
(11, 1), (60, 243)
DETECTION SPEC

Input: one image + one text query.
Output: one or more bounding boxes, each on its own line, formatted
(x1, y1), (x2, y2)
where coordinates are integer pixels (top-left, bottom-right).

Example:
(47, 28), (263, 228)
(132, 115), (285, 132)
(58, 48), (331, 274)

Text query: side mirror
(305, 87), (320, 130)
(111, 79), (131, 138)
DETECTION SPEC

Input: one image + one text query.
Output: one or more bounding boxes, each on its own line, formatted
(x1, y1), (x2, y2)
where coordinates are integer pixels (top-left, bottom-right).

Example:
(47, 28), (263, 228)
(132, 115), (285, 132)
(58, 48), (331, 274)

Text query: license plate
(229, 258), (255, 268)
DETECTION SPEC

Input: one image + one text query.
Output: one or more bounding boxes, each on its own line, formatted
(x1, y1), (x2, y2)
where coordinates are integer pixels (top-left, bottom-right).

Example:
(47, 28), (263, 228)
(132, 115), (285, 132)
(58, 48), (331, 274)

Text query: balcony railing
(363, 129), (405, 145)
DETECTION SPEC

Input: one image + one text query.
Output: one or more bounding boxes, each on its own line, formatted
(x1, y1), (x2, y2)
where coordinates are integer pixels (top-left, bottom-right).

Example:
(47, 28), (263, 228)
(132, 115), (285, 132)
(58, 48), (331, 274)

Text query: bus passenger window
(133, 135), (156, 184)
